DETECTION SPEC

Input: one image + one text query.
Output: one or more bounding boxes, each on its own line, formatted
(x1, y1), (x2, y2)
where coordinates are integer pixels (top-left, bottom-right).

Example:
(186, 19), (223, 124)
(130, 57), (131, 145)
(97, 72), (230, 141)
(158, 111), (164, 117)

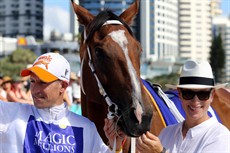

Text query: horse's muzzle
(118, 108), (153, 137)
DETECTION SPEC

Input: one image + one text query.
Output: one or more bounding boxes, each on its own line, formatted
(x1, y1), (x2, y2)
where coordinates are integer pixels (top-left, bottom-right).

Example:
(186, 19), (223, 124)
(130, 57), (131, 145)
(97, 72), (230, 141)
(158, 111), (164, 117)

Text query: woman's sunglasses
(181, 89), (213, 101)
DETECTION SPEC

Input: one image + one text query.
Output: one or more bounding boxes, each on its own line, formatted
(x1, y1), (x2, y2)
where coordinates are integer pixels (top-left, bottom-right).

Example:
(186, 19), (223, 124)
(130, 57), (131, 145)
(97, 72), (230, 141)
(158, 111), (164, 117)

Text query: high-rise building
(140, 0), (179, 62)
(0, 0), (43, 39)
(212, 17), (230, 83)
(70, 0), (140, 41)
(70, 0), (79, 39)
(211, 0), (222, 17)
(178, 0), (212, 61)
(139, 0), (179, 79)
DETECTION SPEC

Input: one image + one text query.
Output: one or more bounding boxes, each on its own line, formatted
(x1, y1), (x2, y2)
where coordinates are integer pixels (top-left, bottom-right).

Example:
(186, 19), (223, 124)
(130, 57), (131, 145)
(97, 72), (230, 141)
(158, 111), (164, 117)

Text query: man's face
(30, 73), (66, 108)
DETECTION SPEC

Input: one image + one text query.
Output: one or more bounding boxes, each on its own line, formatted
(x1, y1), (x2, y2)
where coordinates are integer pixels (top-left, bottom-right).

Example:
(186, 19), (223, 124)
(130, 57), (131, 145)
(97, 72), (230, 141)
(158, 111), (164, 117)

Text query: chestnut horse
(71, 0), (165, 151)
(212, 87), (230, 129)
(71, 0), (230, 152)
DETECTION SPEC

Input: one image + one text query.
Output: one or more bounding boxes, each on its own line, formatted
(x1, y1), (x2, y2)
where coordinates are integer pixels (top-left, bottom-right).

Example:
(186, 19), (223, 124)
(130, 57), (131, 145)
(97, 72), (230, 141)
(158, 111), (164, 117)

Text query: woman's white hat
(165, 60), (227, 89)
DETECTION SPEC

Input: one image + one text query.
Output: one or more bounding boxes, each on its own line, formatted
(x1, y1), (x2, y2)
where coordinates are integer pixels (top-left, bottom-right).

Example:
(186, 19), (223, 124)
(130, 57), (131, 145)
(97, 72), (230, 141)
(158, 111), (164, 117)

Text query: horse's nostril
(130, 110), (138, 125)
(130, 107), (141, 125)
(134, 102), (143, 124)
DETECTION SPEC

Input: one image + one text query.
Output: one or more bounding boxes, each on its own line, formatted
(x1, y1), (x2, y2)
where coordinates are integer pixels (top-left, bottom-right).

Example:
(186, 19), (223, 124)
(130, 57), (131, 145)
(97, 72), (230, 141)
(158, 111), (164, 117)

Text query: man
(0, 52), (124, 152)
(136, 60), (230, 153)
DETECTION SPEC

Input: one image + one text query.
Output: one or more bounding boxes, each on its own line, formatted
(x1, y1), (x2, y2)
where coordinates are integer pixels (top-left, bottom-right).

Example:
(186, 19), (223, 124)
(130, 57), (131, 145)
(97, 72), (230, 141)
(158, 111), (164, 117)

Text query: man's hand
(103, 118), (126, 151)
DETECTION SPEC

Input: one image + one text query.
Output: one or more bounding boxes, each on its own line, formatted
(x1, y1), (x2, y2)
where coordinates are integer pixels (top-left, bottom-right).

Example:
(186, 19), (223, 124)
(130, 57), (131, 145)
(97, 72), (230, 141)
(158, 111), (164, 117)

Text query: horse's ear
(119, 0), (139, 25)
(70, 0), (95, 26)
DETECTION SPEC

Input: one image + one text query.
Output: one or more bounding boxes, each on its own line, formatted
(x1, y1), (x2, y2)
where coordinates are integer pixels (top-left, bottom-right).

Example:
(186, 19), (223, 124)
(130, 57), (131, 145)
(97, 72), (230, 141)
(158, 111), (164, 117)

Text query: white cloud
(43, 6), (70, 40)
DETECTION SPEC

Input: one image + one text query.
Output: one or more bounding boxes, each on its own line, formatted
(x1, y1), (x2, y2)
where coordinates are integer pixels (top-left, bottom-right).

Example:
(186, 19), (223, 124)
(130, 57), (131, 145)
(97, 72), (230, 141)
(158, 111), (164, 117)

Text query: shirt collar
(179, 117), (216, 138)
(33, 103), (69, 121)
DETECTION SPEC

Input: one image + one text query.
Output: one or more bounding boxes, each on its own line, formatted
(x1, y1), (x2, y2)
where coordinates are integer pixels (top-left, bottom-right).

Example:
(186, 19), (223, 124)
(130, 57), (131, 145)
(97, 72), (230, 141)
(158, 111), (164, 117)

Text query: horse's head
(71, 0), (153, 137)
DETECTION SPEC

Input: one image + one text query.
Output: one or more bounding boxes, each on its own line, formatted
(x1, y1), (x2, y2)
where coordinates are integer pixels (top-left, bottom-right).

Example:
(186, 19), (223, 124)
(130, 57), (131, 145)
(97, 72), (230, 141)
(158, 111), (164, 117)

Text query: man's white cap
(21, 53), (70, 83)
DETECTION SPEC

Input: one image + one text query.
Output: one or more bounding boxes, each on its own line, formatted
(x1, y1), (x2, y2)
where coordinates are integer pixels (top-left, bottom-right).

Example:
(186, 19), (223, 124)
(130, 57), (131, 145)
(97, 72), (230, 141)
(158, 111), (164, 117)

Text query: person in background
(63, 89), (72, 107)
(0, 75), (7, 101)
(21, 75), (32, 99)
(65, 71), (77, 106)
(73, 71), (81, 103)
(0, 52), (125, 152)
(2, 76), (32, 104)
(12, 76), (33, 104)
(136, 60), (230, 153)
(70, 71), (82, 115)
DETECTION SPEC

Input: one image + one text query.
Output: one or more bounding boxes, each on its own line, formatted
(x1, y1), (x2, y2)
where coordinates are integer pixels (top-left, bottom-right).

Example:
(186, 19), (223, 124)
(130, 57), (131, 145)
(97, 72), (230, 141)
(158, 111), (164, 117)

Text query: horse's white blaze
(109, 30), (143, 124)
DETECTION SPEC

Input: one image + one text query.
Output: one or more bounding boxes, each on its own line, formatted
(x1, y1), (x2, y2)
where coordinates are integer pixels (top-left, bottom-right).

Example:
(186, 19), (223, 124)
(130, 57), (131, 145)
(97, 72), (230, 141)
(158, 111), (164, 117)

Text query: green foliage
(0, 48), (37, 77)
(75, 33), (82, 45)
(147, 73), (180, 91)
(210, 34), (225, 82)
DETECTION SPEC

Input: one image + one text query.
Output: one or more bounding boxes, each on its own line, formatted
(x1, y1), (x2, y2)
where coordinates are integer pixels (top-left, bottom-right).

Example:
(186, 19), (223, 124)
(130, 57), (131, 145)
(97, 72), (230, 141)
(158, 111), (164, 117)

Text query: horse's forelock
(85, 10), (133, 43)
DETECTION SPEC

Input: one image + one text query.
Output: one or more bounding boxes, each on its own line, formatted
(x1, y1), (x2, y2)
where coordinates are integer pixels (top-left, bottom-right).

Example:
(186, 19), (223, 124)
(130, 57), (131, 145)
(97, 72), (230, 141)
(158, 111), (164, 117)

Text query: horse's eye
(95, 47), (103, 57)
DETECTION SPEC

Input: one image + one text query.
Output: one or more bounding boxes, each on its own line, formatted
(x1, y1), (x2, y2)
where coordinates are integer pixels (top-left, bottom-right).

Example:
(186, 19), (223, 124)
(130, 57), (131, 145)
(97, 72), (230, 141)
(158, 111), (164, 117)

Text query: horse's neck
(212, 95), (230, 130)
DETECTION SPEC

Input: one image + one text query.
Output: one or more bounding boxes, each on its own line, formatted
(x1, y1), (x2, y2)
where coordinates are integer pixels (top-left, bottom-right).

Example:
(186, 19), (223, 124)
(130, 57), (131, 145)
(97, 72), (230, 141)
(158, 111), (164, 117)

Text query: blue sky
(221, 0), (230, 17)
(44, 0), (230, 40)
(45, 0), (70, 11)
(44, 0), (70, 40)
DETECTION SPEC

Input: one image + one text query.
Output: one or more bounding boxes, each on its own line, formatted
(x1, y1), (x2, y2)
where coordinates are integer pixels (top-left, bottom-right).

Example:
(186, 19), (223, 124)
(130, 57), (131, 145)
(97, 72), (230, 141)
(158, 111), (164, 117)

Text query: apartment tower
(70, 0), (140, 41)
(0, 0), (43, 39)
(178, 0), (212, 61)
(140, 0), (178, 62)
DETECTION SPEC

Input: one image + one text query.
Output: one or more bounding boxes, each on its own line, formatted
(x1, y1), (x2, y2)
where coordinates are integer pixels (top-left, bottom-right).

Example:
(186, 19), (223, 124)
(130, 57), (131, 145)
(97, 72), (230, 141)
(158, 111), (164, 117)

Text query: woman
(136, 60), (230, 153)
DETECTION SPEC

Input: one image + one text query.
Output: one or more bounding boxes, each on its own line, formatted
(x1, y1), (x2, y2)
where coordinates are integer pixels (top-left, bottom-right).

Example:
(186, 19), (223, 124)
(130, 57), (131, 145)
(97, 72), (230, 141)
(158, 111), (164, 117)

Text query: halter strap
(81, 20), (123, 119)
(103, 20), (123, 26)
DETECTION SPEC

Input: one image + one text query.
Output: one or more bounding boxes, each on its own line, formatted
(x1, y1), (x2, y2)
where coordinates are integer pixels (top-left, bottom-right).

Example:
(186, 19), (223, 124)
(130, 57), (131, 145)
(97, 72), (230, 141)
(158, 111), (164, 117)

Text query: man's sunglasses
(181, 89), (213, 101)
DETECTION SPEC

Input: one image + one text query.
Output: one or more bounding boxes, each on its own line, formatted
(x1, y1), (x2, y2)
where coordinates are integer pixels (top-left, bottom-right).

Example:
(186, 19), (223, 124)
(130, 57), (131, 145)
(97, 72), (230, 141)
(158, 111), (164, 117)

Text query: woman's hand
(136, 131), (164, 153)
(103, 118), (126, 151)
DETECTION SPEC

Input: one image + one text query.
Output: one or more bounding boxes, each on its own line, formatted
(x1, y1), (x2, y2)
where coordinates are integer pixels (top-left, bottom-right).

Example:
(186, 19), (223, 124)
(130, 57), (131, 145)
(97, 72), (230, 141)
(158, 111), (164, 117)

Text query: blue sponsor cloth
(23, 116), (83, 153)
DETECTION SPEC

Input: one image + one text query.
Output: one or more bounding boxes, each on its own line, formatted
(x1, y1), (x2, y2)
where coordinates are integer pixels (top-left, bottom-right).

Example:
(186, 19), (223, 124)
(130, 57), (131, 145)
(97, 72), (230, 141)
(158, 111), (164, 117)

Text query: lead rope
(112, 137), (117, 152)
(86, 44), (119, 119)
(83, 29), (119, 120)
(86, 38), (119, 153)
(83, 20), (129, 152)
(131, 137), (136, 153)
(83, 26), (118, 153)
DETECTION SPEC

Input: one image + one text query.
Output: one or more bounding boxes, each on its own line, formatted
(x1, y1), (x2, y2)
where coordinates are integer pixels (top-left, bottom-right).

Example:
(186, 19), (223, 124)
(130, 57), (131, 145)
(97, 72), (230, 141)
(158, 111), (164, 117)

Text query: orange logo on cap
(33, 55), (52, 70)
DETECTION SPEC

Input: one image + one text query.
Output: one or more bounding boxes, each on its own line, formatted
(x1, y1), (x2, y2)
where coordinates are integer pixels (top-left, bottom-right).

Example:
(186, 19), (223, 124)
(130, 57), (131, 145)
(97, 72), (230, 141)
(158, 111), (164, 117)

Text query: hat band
(180, 77), (214, 86)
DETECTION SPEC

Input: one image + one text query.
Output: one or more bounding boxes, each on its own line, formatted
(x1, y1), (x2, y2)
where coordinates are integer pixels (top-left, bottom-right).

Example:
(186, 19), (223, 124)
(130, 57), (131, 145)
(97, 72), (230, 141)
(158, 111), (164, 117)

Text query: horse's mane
(85, 10), (134, 43)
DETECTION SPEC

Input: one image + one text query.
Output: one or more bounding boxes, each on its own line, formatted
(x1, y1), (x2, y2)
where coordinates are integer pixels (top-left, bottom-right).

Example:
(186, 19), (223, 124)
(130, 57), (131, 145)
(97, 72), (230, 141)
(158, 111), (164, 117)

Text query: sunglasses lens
(181, 90), (212, 101)
(182, 90), (195, 100)
(197, 91), (210, 100)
